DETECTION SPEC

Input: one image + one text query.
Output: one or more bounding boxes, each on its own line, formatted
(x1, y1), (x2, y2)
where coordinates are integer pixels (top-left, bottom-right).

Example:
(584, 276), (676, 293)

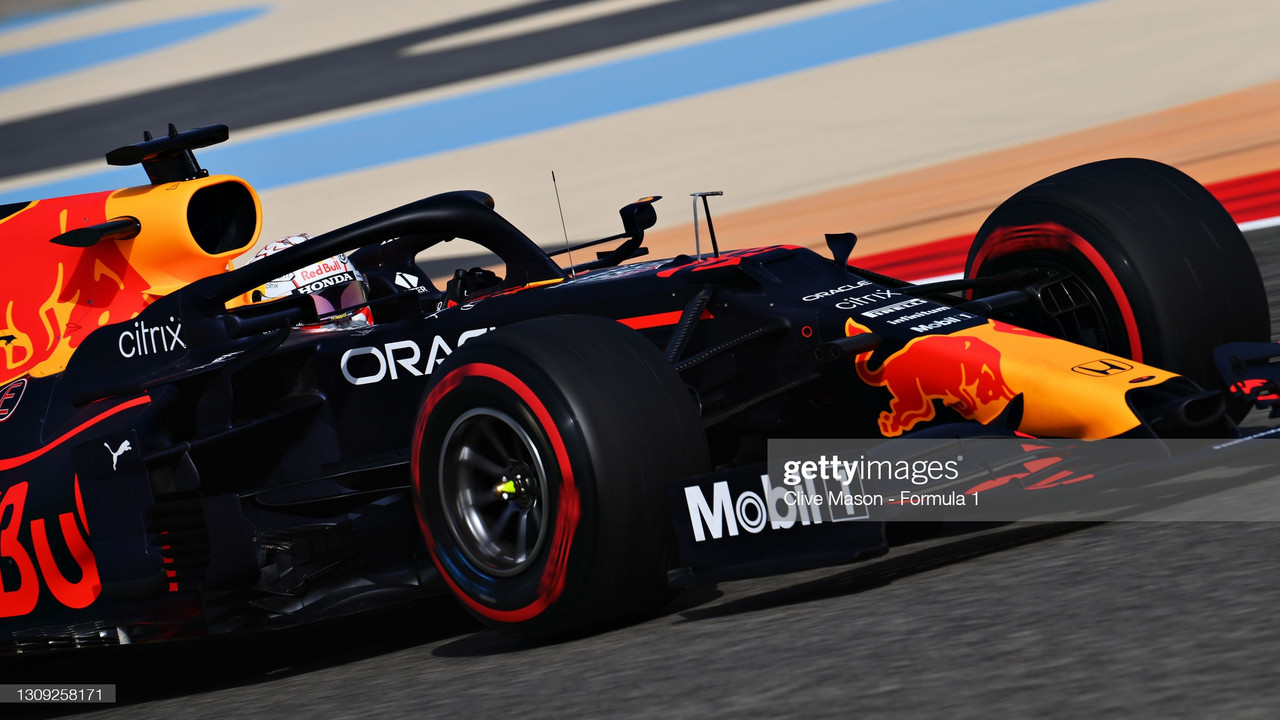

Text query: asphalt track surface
(8, 1), (1280, 717)
(3, 224), (1278, 719)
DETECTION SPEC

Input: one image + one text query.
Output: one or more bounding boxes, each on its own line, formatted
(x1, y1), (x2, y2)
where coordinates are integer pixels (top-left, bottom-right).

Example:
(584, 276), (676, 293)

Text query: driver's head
(244, 234), (371, 323)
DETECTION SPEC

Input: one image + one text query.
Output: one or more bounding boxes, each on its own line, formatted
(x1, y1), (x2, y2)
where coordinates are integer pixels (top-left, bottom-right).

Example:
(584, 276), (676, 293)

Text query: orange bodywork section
(845, 318), (1178, 438)
(1, 176), (261, 385)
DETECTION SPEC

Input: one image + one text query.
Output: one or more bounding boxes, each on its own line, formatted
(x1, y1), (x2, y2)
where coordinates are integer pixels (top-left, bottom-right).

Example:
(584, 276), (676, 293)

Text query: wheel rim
(1024, 256), (1121, 352)
(972, 221), (1144, 360)
(438, 408), (550, 577)
(979, 248), (1131, 357)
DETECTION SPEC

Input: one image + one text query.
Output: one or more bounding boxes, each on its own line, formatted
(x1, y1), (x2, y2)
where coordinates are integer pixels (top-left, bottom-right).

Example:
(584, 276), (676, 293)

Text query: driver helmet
(244, 234), (372, 324)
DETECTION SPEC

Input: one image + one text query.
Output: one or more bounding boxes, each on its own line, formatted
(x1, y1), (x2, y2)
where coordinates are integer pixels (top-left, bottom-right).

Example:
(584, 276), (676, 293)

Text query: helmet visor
(311, 279), (367, 317)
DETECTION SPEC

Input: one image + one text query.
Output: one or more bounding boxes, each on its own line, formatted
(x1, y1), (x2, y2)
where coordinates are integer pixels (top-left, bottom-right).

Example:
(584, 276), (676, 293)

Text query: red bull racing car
(1, 124), (1276, 649)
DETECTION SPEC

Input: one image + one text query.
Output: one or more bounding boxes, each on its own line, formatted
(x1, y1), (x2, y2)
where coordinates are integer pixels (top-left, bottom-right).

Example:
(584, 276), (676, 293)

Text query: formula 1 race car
(2, 125), (1277, 649)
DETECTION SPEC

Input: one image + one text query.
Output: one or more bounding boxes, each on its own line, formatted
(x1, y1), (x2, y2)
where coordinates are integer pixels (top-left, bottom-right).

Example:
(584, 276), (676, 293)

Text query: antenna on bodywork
(691, 191), (723, 259)
(552, 171), (575, 278)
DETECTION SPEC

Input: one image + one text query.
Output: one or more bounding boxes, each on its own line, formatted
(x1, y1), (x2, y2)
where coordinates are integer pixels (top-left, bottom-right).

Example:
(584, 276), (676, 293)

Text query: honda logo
(1072, 359), (1133, 376)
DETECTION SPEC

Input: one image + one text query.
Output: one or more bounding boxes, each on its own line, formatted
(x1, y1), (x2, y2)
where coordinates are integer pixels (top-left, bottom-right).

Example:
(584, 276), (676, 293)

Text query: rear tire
(411, 315), (710, 639)
(966, 158), (1269, 398)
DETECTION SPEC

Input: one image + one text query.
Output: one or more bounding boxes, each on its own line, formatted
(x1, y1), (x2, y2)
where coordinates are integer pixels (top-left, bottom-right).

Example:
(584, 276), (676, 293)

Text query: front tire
(411, 315), (710, 639)
(966, 158), (1269, 395)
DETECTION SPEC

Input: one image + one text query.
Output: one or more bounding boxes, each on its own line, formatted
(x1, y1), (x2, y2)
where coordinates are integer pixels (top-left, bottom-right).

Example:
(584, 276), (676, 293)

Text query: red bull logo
(845, 318), (1017, 436)
(0, 477), (101, 617)
(1, 192), (153, 386)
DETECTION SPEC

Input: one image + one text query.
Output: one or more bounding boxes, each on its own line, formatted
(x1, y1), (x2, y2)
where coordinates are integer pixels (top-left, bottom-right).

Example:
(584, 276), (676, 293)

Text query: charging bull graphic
(845, 318), (1017, 436)
(1, 192), (153, 386)
(1, 176), (259, 387)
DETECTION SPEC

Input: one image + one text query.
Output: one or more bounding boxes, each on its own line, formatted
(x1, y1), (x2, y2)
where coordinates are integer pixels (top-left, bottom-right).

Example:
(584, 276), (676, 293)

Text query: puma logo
(105, 439), (132, 470)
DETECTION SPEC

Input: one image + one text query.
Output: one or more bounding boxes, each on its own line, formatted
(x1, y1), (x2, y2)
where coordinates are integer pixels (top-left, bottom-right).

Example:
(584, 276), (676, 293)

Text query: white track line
(1239, 216), (1280, 233)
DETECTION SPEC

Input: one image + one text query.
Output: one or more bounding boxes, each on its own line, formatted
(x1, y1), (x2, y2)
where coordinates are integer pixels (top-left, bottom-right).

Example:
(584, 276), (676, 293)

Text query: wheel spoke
(472, 490), (504, 509)
(491, 503), (519, 537)
(530, 504), (543, 537)
(515, 511), (530, 561)
(458, 444), (507, 477)
(478, 420), (515, 463)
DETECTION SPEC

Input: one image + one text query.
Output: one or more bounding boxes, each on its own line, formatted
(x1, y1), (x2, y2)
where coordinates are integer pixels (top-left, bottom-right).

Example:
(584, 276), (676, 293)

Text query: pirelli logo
(1072, 358), (1133, 376)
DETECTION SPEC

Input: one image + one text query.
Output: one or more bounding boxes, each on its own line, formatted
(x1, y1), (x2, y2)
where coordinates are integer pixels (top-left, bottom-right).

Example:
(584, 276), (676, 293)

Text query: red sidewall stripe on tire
(969, 222), (1143, 362)
(411, 362), (581, 623)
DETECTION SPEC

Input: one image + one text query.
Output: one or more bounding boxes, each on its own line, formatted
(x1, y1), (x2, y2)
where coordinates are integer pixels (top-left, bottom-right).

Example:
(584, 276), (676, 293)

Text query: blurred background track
(5, 0), (1280, 256)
